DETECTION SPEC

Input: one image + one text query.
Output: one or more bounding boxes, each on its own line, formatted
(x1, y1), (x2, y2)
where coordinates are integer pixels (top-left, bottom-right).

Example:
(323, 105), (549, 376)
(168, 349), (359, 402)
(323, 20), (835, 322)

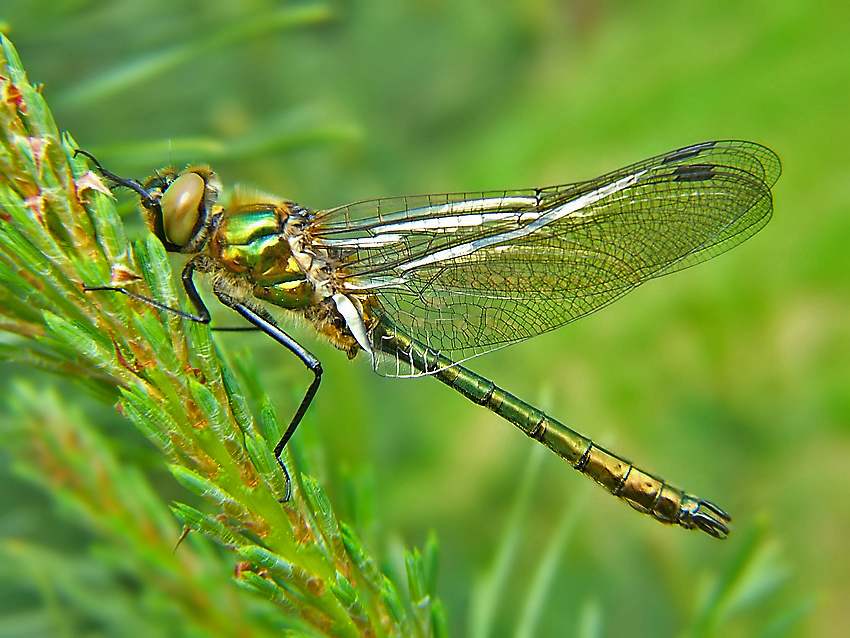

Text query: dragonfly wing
(310, 141), (780, 377)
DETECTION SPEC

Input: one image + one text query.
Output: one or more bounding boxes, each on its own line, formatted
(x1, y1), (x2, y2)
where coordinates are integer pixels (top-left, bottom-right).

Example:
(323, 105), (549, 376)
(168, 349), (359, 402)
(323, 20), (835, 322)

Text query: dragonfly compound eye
(160, 171), (206, 246)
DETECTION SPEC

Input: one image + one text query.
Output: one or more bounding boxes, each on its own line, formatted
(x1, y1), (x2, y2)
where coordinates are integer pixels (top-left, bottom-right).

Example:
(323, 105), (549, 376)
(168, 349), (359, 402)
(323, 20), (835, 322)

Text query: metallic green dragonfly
(77, 140), (780, 539)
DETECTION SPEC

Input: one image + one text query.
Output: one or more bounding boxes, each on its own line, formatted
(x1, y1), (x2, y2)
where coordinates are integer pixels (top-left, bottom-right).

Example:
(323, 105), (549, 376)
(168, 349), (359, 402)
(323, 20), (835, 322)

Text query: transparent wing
(309, 140), (781, 377)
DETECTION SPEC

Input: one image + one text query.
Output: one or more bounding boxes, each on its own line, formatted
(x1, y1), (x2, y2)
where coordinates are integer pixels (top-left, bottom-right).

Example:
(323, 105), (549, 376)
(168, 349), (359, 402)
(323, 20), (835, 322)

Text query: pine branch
(0, 34), (445, 638)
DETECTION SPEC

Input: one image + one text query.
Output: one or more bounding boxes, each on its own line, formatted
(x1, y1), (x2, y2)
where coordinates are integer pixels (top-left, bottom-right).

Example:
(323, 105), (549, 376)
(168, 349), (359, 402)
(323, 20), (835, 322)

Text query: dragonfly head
(74, 149), (221, 254)
(140, 166), (221, 253)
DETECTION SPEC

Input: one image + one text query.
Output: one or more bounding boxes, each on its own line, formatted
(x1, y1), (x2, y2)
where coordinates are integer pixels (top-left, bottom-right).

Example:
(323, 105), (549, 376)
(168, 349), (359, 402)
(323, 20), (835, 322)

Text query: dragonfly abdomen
(373, 319), (730, 537)
(435, 360), (729, 537)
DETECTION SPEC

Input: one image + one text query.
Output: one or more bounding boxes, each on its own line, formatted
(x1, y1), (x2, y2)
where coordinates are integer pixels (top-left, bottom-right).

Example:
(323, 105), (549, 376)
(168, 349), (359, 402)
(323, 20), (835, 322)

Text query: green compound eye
(161, 171), (205, 246)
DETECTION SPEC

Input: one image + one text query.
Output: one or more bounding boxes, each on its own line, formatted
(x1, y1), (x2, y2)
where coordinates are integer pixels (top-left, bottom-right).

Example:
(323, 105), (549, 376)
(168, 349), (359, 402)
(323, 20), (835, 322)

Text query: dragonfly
(76, 140), (781, 539)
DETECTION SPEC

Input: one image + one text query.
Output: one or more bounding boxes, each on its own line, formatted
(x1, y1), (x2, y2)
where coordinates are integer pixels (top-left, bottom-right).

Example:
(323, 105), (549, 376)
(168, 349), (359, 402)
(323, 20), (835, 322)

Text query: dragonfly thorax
(208, 197), (318, 311)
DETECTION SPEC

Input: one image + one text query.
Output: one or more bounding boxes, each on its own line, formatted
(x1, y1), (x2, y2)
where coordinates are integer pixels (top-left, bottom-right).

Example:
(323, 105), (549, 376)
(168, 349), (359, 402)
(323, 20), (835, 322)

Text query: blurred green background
(1, 0), (848, 636)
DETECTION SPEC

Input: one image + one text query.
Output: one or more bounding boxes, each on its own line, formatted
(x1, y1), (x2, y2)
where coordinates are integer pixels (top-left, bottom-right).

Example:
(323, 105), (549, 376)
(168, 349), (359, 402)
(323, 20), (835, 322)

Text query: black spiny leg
(216, 297), (323, 502)
(74, 149), (157, 205)
(87, 261), (319, 500)
(85, 262), (212, 323)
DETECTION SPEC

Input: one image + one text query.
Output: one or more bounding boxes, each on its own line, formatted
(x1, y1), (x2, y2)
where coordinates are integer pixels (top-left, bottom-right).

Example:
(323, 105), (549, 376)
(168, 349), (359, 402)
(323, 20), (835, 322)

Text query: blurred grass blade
(58, 4), (335, 108)
(468, 444), (545, 638)
(687, 519), (791, 637)
(514, 485), (588, 638)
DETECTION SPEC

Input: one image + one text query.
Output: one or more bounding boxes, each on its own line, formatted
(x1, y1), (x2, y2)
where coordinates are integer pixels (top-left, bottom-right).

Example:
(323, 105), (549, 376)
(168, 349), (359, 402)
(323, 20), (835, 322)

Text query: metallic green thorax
(209, 203), (314, 309)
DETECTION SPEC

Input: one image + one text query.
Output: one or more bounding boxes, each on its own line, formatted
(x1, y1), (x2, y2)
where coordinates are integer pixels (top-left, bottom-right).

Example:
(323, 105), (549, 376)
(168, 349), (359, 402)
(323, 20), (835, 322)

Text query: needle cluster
(0, 35), (444, 638)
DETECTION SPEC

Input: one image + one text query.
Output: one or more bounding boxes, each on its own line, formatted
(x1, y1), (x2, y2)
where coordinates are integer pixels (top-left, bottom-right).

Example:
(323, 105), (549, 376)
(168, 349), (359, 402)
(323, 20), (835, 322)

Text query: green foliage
(0, 35), (442, 637)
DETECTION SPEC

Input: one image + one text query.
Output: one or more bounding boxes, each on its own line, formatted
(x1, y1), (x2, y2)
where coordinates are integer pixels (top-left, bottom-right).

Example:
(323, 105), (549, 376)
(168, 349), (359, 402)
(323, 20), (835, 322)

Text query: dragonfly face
(125, 165), (221, 254)
(76, 149), (371, 358)
(77, 141), (781, 538)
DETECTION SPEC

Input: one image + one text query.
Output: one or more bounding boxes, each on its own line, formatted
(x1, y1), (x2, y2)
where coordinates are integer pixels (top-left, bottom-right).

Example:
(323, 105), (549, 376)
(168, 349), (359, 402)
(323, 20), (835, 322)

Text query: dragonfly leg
(179, 261), (212, 322)
(217, 298), (322, 499)
(84, 261), (212, 323)
(74, 149), (157, 205)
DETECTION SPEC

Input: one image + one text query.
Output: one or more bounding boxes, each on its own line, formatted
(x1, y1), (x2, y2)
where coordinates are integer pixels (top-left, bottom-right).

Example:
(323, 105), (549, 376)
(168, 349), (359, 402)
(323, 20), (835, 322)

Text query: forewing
(310, 140), (780, 376)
